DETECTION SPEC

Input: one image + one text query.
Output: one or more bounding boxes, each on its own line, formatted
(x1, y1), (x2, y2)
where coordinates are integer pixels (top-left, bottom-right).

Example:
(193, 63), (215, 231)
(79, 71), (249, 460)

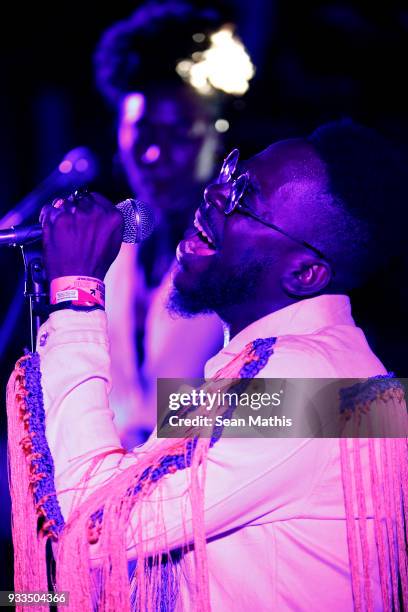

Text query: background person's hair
(94, 0), (230, 107)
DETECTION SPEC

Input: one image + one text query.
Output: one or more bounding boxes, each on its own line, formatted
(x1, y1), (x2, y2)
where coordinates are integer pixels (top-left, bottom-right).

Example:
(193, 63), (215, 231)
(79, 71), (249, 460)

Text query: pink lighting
(58, 160), (73, 174)
(123, 93), (145, 123)
(119, 93), (146, 152)
(141, 145), (161, 164)
(74, 158), (89, 172)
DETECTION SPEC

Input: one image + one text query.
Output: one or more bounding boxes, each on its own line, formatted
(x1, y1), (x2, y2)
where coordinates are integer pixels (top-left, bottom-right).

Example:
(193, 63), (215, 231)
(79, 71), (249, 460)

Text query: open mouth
(176, 217), (217, 261)
(193, 217), (216, 248)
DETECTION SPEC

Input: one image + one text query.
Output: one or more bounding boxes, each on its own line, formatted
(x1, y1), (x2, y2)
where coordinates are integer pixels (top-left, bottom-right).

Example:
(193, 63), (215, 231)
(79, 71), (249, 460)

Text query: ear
(281, 255), (332, 297)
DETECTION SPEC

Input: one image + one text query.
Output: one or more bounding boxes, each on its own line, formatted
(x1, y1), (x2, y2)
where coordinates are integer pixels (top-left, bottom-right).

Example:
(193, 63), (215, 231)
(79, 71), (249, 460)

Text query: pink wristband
(50, 276), (105, 308)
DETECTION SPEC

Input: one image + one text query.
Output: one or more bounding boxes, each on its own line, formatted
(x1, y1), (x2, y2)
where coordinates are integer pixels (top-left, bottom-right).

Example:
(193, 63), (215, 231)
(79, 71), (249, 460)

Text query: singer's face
(118, 86), (217, 212)
(170, 139), (328, 315)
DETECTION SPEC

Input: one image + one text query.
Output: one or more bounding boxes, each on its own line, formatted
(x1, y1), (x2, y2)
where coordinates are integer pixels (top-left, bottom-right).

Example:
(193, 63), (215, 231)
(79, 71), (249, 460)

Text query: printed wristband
(50, 276), (105, 309)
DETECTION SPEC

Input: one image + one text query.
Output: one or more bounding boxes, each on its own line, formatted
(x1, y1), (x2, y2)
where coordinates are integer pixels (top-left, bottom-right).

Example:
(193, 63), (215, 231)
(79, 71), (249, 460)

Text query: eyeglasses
(217, 149), (328, 260)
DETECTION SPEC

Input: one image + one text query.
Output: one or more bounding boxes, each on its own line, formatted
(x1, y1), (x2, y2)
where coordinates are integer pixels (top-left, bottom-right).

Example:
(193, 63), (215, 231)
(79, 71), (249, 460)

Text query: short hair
(306, 119), (408, 289)
(94, 0), (228, 107)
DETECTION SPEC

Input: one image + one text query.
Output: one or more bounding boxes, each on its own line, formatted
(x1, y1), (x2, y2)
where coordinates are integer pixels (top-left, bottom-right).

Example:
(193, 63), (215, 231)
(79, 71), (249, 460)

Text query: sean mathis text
(167, 415), (293, 428)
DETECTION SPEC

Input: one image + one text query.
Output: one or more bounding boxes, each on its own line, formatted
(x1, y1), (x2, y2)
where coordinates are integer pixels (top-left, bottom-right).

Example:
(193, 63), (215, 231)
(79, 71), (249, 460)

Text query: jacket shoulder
(258, 326), (387, 378)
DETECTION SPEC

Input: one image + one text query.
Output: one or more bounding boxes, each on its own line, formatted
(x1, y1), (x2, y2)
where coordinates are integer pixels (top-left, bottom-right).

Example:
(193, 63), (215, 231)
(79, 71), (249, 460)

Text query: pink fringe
(49, 347), (259, 611)
(352, 438), (373, 612)
(50, 432), (214, 610)
(367, 438), (389, 610)
(7, 348), (408, 612)
(6, 360), (49, 612)
(380, 438), (400, 610)
(391, 439), (408, 609)
(189, 439), (211, 612)
(340, 438), (362, 612)
(342, 434), (407, 610)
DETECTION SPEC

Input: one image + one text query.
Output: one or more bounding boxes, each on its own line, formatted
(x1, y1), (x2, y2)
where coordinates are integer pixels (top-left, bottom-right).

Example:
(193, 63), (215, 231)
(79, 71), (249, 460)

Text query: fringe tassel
(380, 438), (400, 610)
(391, 439), (408, 609)
(352, 438), (373, 612)
(367, 438), (389, 610)
(52, 442), (190, 610)
(8, 340), (407, 612)
(340, 438), (362, 612)
(6, 357), (49, 612)
(51, 338), (277, 611)
(189, 439), (211, 612)
(342, 434), (408, 611)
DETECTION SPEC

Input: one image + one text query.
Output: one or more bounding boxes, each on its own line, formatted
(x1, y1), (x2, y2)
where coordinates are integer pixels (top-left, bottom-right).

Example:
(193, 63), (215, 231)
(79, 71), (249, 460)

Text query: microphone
(0, 198), (155, 247)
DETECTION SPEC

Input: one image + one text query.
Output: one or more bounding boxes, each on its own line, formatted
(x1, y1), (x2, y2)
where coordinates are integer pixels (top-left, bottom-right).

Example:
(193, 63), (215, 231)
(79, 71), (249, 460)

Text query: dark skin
(173, 139), (333, 337)
(117, 85), (219, 290)
(40, 193), (124, 282)
(118, 85), (217, 214)
(41, 139), (333, 340)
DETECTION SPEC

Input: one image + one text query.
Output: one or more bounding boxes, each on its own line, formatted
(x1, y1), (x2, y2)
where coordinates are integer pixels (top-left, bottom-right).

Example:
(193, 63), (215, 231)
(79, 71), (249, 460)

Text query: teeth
(194, 216), (214, 245)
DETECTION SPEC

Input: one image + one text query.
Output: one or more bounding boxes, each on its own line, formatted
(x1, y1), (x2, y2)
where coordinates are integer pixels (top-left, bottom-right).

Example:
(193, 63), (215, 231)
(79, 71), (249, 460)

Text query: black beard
(167, 259), (270, 318)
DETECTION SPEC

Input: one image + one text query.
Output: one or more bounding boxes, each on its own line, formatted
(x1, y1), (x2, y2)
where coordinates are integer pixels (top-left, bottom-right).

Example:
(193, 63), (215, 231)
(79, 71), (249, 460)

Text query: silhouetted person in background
(94, 1), (254, 445)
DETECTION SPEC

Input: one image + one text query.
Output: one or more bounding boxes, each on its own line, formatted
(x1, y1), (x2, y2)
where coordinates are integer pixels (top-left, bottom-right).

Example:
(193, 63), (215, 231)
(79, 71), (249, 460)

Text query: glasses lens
(224, 173), (249, 215)
(218, 149), (240, 184)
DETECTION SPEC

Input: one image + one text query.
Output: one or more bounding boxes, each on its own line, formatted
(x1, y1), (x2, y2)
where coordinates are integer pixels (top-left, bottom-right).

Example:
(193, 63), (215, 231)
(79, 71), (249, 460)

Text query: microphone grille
(116, 198), (156, 243)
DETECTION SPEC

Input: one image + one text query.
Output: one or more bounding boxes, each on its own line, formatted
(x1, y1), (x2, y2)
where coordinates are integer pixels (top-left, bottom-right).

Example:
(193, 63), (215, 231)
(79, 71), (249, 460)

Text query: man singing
(8, 120), (407, 611)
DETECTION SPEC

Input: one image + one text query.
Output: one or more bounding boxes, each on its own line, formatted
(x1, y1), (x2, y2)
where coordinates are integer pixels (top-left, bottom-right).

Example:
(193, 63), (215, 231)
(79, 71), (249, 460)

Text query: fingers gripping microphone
(0, 199), (156, 247)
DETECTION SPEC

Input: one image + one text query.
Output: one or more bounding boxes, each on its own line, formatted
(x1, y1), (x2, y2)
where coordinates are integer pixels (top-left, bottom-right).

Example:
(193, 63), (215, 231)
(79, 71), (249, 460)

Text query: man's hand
(40, 192), (124, 281)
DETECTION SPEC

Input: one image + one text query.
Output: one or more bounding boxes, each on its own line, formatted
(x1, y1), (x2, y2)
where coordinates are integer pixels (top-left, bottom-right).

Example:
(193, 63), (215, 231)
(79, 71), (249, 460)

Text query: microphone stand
(20, 245), (48, 352)
(14, 245), (57, 597)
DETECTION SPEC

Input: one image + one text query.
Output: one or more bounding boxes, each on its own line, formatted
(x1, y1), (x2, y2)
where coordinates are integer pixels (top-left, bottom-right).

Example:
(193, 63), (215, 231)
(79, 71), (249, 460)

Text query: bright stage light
(176, 26), (255, 96)
(123, 93), (145, 123)
(215, 118), (230, 133)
